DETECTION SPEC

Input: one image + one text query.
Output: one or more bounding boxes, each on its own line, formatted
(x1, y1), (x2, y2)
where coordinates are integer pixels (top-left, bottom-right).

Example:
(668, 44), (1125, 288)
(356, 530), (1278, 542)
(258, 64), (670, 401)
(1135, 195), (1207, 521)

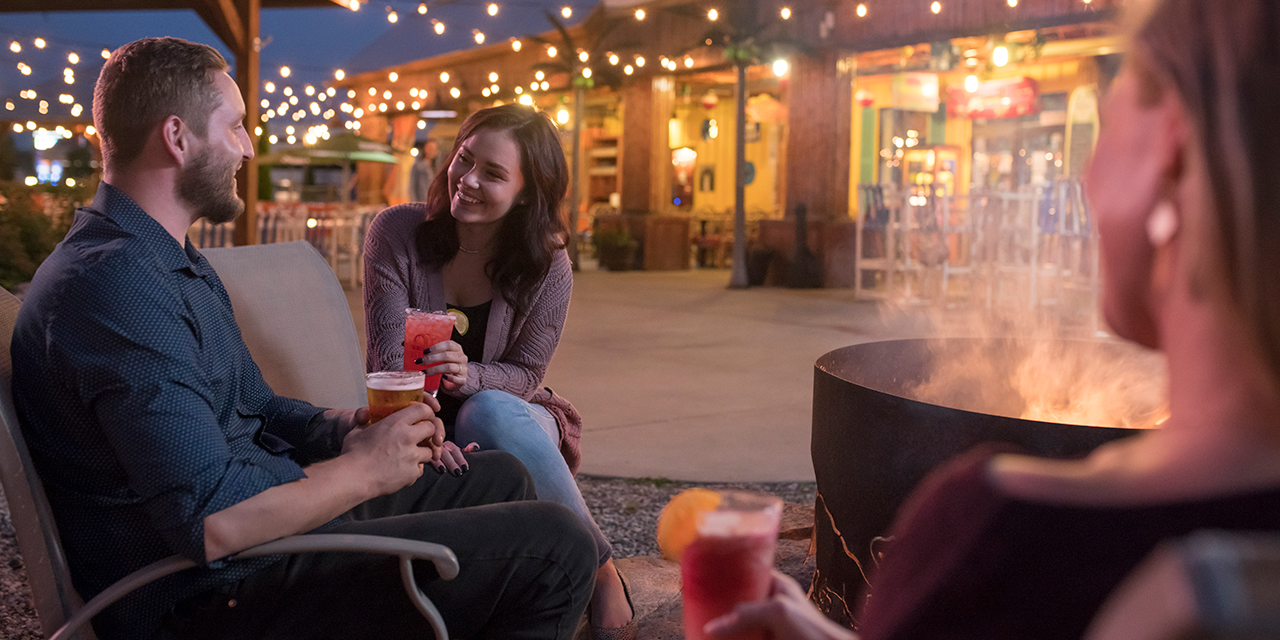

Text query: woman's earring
(1146, 201), (1179, 247)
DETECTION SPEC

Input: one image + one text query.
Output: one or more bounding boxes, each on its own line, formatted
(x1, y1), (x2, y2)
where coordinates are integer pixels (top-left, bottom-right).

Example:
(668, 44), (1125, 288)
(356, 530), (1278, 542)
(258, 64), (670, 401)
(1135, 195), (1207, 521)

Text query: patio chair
(0, 248), (457, 640)
(1086, 530), (1280, 640)
(203, 241), (366, 408)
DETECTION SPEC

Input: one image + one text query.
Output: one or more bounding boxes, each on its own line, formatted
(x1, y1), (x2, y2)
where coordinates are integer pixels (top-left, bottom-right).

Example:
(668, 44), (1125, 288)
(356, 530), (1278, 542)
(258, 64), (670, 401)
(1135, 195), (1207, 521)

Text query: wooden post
(233, 0), (260, 246)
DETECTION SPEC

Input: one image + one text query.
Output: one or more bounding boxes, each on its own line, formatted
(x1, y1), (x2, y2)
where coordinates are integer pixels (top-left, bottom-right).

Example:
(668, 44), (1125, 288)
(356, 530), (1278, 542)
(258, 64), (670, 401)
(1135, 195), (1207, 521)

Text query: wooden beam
(233, 0), (260, 246)
(195, 0), (245, 52)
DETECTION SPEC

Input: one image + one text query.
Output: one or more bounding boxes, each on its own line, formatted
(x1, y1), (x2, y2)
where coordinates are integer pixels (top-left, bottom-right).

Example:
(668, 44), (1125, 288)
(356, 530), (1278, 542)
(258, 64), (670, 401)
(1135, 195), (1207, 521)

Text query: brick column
(619, 75), (674, 215)
(785, 51), (854, 221)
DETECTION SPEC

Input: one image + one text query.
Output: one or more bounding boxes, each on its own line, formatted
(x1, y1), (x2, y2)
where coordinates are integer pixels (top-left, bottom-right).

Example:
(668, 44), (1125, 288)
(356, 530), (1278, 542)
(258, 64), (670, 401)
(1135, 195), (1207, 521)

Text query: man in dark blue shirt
(10, 37), (594, 640)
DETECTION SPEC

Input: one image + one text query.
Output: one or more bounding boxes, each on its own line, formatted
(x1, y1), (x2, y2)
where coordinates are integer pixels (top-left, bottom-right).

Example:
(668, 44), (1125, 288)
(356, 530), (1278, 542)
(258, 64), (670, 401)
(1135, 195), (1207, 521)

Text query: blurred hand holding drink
(681, 492), (782, 640)
(365, 371), (426, 423)
(403, 308), (455, 395)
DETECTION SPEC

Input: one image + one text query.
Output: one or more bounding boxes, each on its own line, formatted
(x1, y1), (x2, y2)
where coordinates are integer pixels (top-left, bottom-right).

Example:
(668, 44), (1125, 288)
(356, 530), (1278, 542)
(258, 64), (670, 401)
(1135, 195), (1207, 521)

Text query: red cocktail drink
(681, 493), (782, 640)
(403, 308), (455, 395)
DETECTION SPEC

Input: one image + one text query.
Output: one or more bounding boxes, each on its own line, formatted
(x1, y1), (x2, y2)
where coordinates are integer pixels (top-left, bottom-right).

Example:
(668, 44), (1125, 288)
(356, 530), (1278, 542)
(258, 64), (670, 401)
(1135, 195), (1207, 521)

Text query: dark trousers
(164, 451), (596, 639)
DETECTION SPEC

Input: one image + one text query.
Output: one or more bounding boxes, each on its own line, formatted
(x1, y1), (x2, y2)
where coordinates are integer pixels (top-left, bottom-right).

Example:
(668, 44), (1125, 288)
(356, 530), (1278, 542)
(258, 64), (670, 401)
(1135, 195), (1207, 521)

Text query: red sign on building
(947, 77), (1040, 119)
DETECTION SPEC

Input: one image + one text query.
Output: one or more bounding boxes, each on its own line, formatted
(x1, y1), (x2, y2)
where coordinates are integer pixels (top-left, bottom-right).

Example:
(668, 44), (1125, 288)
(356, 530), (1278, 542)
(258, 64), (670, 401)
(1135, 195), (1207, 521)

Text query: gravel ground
(0, 475), (815, 638)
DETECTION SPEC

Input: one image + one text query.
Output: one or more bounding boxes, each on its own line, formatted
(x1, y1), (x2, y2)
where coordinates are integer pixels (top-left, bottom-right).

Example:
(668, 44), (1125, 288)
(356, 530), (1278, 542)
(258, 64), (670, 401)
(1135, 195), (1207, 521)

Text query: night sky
(1, 1), (588, 142)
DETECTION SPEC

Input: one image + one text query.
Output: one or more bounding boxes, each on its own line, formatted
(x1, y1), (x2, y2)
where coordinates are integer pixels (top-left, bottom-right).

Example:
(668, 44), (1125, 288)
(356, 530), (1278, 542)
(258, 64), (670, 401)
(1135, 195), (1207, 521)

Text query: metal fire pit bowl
(810, 338), (1143, 626)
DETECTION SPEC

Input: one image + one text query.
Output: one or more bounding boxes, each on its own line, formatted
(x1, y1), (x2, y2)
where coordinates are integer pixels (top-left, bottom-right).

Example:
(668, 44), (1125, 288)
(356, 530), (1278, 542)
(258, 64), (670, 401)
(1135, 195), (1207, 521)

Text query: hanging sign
(947, 76), (1040, 120)
(890, 73), (941, 112)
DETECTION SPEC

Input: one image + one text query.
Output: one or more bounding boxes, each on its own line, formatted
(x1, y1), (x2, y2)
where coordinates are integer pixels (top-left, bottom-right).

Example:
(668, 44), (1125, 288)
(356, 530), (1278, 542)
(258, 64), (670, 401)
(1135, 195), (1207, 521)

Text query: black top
(437, 299), (492, 431)
(858, 445), (1280, 640)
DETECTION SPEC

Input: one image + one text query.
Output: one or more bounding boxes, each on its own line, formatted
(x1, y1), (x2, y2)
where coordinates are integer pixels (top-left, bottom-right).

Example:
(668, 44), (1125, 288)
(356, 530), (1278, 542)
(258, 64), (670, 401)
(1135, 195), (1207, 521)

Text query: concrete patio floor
(347, 266), (937, 483)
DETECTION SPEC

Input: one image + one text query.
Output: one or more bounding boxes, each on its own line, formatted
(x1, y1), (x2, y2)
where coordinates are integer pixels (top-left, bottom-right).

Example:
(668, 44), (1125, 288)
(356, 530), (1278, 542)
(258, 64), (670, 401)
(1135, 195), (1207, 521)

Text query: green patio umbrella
(257, 132), (403, 166)
(257, 133), (403, 204)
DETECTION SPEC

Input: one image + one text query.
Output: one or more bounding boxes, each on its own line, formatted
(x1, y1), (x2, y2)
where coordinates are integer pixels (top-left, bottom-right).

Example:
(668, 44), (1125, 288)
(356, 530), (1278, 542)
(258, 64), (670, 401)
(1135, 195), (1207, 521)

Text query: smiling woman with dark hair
(363, 103), (635, 639)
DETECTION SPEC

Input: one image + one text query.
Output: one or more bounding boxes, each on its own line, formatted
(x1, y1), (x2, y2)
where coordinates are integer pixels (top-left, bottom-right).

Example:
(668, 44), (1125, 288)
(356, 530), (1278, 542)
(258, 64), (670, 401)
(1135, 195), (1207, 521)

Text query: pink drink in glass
(403, 308), (456, 395)
(681, 492), (782, 640)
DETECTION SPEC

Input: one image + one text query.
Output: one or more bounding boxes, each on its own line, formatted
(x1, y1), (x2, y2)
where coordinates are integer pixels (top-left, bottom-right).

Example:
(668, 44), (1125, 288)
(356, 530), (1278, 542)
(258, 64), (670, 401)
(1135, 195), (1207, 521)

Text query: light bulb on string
(101, 48), (111, 59)
(387, 10), (398, 23)
(561, 6), (572, 18)
(440, 72), (450, 82)
(489, 72), (499, 82)
(34, 38), (46, 49)
(547, 46), (557, 58)
(434, 20), (445, 34)
(512, 40), (522, 51)
(634, 8), (645, 20)
(578, 51), (589, 62)
(474, 31), (485, 44)
(488, 3), (498, 16)
(9, 41), (20, 53)
(280, 66), (291, 77)
(418, 3), (427, 14)
(707, 8), (718, 20)
(335, 69), (345, 80)
(780, 7), (791, 19)
(68, 52), (79, 64)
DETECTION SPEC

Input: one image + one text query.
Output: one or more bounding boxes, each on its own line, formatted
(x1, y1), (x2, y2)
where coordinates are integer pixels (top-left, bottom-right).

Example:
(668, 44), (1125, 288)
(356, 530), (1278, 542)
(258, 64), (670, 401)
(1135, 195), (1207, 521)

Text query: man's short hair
(93, 37), (228, 170)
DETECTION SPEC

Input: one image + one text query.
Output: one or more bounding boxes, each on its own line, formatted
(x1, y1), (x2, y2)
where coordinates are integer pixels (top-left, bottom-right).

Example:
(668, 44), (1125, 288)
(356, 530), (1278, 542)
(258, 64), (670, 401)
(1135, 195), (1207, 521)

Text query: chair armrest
(50, 534), (459, 640)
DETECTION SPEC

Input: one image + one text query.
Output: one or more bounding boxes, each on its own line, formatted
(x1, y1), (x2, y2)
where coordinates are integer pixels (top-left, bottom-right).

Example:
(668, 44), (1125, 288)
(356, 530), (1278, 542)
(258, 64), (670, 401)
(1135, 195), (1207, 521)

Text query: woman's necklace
(458, 245), (480, 255)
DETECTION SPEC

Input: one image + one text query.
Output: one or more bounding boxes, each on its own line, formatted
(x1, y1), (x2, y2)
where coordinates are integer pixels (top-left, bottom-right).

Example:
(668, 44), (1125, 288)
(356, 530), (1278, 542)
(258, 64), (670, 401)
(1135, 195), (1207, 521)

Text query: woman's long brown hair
(1134, 0), (1280, 379)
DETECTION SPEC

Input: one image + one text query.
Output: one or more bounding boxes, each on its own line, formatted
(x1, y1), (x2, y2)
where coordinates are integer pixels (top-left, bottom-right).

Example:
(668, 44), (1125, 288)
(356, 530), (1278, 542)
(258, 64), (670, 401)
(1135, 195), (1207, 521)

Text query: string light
(348, 0), (359, 11)
(624, 64), (634, 75)
(369, 87), (377, 95)
(579, 51), (589, 62)
(440, 71), (450, 82)
(488, 3), (498, 16)
(857, 3), (868, 17)
(387, 10), (398, 23)
(512, 39), (522, 51)
(335, 69), (345, 80)
(260, 99), (270, 108)
(67, 52), (79, 64)
(540, 81), (548, 90)
(284, 86), (294, 96)
(450, 87), (461, 98)
(535, 70), (545, 81)
(34, 38), (46, 49)
(519, 94), (533, 106)
(635, 56), (645, 67)
(582, 68), (591, 78)
(561, 6), (572, 18)
(609, 53), (619, 65)
(383, 90), (392, 99)
(348, 89), (356, 98)
(59, 93), (73, 104)
(490, 83), (499, 92)
(4, 101), (13, 111)
(389, 71), (399, 82)
(280, 65), (291, 77)
(514, 86), (522, 94)
(396, 101), (405, 110)
(707, 8), (719, 20)
(489, 71), (499, 82)
(931, 1), (941, 13)
(86, 125), (95, 135)
(684, 57), (694, 67)
(634, 8), (645, 20)
(17, 63), (31, 76)
(474, 31), (485, 44)
(547, 46), (557, 58)
(305, 85), (316, 95)
(482, 88), (491, 97)
(101, 48), (111, 59)
(434, 20), (445, 34)
(9, 41), (19, 53)
(780, 7), (791, 19)
(773, 59), (789, 76)
(418, 3), (427, 13)
(289, 95), (298, 105)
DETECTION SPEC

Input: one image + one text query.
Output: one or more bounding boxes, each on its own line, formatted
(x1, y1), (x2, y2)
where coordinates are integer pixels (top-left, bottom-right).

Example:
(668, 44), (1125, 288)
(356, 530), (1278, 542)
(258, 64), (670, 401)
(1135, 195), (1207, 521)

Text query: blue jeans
(455, 390), (612, 566)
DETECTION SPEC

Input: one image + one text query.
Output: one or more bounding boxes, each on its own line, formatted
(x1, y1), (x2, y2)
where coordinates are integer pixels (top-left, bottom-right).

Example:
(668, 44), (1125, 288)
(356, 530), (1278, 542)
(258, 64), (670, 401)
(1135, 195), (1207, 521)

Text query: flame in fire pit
(908, 338), (1168, 429)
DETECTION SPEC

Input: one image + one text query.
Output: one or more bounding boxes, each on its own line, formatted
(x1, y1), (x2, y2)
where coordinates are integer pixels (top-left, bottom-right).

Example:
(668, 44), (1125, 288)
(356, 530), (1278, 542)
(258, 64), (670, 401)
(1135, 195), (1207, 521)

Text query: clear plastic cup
(403, 308), (455, 396)
(681, 492), (783, 640)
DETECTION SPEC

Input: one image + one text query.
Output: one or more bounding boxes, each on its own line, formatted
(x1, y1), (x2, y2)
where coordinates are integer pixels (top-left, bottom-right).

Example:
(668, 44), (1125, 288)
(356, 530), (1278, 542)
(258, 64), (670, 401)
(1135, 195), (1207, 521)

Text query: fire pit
(810, 338), (1163, 626)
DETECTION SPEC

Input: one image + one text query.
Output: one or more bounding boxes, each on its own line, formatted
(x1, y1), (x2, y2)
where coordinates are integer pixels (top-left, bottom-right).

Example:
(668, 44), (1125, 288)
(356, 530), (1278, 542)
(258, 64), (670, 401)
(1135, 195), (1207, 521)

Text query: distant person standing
(409, 138), (438, 203)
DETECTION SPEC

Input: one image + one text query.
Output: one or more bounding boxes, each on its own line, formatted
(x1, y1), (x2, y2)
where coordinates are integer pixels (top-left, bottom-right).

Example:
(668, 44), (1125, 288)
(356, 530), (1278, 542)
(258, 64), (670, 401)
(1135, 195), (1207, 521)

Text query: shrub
(0, 182), (86, 291)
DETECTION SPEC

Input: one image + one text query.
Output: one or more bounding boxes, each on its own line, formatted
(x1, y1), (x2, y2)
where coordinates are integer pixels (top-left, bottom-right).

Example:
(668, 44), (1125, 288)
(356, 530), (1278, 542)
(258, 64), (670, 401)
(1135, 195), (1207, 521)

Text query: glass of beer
(365, 371), (426, 423)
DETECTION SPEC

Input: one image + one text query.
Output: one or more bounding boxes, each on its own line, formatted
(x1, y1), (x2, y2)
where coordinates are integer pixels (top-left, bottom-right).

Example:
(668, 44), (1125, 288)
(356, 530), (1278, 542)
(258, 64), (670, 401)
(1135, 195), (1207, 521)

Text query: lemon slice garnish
(446, 308), (469, 336)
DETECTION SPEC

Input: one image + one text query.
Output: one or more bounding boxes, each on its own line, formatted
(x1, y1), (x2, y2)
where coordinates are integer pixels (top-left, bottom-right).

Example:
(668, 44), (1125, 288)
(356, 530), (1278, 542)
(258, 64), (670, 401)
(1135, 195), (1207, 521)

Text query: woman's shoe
(591, 566), (637, 640)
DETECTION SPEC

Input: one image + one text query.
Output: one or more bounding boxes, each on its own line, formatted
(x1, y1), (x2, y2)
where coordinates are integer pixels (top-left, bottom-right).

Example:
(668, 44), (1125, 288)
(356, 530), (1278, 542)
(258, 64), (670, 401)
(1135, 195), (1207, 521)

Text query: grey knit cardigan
(362, 203), (584, 474)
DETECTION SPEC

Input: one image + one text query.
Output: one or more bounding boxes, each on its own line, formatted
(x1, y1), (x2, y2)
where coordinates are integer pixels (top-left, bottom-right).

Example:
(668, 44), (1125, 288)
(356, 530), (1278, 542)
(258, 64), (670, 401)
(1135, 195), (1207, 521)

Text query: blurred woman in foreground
(708, 1), (1280, 638)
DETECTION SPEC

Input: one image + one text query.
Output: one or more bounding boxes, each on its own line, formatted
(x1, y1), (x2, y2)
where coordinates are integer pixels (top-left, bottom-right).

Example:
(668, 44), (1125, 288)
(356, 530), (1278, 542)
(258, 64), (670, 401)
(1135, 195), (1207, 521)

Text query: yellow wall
(670, 99), (780, 216)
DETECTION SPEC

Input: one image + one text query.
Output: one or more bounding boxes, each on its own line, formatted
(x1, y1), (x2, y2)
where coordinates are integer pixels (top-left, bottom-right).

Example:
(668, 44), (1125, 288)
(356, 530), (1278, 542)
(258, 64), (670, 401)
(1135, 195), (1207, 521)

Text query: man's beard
(176, 145), (244, 225)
